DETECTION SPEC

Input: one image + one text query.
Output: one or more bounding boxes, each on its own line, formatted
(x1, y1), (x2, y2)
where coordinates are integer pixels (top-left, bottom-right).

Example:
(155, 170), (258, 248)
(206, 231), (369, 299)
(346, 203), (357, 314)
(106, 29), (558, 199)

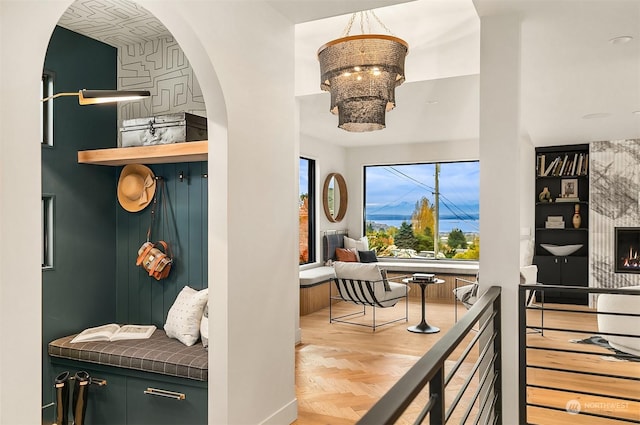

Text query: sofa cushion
(299, 266), (336, 287)
(334, 261), (398, 304)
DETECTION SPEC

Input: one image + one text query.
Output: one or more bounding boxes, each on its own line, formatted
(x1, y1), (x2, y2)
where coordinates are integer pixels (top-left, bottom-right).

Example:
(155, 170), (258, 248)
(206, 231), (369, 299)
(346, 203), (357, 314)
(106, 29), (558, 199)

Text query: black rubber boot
(72, 371), (90, 425)
(54, 371), (70, 425)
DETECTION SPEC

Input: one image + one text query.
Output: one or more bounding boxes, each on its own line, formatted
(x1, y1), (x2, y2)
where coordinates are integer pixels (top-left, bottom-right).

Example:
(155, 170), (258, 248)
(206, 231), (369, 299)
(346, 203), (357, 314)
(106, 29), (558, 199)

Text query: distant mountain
(366, 200), (479, 218)
(365, 201), (415, 216)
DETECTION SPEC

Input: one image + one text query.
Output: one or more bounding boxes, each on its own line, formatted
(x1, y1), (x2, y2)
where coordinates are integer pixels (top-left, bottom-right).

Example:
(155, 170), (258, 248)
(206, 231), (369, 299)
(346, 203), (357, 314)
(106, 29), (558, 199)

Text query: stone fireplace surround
(590, 139), (640, 289)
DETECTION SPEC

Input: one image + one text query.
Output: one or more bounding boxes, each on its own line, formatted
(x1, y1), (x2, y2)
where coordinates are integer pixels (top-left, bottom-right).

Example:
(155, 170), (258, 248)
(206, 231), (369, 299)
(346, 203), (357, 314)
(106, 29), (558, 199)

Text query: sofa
(597, 285), (640, 356)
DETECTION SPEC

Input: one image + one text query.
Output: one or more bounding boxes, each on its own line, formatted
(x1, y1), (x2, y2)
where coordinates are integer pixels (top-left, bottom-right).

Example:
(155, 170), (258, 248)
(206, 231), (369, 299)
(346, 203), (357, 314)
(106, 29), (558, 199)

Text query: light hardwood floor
(294, 298), (640, 424)
(295, 299), (480, 425)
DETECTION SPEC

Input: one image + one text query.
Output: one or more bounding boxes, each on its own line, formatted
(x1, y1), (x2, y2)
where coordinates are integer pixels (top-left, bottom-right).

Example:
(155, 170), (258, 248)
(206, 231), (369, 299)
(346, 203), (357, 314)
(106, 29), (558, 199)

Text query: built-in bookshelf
(537, 151), (588, 178)
(533, 144), (589, 305)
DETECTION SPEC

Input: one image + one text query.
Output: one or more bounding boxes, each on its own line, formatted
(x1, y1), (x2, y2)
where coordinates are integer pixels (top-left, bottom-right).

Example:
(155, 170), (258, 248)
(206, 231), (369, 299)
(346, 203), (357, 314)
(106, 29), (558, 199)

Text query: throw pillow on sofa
(336, 248), (358, 262)
(358, 250), (378, 263)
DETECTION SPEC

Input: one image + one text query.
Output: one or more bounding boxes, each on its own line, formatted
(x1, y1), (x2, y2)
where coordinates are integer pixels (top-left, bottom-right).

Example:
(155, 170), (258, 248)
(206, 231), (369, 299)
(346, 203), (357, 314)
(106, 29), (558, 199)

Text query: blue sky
(299, 158), (309, 195)
(300, 158), (480, 223)
(365, 162), (480, 217)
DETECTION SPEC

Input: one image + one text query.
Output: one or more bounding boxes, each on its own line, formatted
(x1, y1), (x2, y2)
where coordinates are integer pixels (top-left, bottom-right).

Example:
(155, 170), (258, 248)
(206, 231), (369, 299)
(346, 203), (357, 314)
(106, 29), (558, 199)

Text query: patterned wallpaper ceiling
(58, 0), (170, 48)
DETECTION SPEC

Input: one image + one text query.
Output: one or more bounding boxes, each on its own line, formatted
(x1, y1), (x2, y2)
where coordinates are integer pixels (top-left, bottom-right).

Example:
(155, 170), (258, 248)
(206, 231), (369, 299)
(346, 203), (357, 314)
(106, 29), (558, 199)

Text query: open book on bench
(70, 324), (156, 343)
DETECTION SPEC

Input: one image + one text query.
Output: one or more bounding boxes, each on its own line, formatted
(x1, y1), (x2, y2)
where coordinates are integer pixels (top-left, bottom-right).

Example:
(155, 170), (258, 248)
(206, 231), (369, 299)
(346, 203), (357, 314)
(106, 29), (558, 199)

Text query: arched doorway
(38, 1), (226, 423)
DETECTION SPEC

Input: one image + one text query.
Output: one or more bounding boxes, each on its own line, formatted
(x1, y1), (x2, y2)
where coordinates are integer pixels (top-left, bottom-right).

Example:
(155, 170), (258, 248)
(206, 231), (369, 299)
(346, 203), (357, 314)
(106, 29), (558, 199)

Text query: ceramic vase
(572, 204), (581, 228)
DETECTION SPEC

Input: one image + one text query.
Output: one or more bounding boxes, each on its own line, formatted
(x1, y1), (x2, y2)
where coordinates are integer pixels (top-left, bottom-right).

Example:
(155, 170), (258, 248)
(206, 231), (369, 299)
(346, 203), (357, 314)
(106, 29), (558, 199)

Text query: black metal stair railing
(519, 284), (640, 424)
(357, 286), (502, 425)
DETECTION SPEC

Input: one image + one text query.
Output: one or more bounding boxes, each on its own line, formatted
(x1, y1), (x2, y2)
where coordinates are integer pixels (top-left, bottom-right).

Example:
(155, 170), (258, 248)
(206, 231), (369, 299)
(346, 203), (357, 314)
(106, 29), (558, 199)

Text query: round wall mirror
(323, 173), (348, 222)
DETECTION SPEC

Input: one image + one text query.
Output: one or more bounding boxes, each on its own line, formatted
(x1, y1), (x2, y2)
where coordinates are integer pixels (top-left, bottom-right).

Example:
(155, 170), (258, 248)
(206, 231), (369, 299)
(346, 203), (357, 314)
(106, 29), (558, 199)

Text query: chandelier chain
(342, 13), (356, 37)
(341, 10), (395, 37)
(370, 10), (395, 36)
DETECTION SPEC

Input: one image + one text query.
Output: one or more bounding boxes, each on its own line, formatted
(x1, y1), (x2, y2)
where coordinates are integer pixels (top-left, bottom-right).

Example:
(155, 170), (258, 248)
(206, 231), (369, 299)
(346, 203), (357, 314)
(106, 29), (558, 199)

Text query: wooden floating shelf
(78, 140), (208, 166)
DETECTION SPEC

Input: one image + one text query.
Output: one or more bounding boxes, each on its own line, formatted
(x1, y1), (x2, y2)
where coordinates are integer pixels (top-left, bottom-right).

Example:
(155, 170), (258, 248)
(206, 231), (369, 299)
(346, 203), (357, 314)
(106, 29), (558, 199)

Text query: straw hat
(117, 164), (156, 212)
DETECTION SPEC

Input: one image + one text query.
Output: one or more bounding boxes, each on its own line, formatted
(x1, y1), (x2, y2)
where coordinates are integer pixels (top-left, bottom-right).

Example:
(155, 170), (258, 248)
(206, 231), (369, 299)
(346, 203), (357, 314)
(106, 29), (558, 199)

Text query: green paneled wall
(42, 26), (118, 410)
(116, 162), (208, 327)
(42, 26), (209, 419)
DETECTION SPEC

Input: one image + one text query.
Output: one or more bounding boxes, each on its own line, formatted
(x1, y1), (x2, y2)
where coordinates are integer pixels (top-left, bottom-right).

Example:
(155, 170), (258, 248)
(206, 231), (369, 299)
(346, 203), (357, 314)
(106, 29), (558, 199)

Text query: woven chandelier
(317, 10), (408, 132)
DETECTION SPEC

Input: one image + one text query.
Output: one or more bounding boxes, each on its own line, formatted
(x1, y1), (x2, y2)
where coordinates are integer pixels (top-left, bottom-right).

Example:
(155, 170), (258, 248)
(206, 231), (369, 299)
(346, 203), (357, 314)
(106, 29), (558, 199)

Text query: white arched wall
(0, 2), (297, 425)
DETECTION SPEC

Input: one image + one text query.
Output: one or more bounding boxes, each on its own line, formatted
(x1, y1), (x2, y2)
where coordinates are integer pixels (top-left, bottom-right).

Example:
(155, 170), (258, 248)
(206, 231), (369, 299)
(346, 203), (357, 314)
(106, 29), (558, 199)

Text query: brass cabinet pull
(143, 387), (186, 400)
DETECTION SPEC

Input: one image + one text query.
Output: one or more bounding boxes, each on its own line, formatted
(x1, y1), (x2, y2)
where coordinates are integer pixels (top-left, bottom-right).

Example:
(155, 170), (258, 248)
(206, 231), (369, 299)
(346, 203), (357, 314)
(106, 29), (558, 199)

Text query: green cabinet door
(126, 376), (207, 425)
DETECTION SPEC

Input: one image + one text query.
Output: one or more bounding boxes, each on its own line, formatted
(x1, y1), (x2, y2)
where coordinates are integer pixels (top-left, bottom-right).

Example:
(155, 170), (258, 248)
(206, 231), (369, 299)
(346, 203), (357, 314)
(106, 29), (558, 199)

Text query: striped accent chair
(330, 261), (410, 331)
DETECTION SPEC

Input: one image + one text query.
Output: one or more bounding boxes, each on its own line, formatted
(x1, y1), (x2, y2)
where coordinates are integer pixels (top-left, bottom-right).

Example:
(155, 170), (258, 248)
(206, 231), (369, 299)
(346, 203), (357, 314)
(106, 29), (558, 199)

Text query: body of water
(366, 214), (479, 234)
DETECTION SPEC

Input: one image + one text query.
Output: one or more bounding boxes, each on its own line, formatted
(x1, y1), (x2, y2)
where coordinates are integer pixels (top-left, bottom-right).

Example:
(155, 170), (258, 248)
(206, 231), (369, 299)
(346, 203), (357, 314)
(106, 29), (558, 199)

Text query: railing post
(491, 292), (502, 425)
(518, 285), (527, 423)
(429, 368), (445, 425)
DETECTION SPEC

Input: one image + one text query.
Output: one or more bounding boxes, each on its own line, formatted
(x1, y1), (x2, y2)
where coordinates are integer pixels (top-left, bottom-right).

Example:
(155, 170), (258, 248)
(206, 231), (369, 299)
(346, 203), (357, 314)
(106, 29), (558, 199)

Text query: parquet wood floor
(294, 299), (479, 425)
(294, 299), (640, 425)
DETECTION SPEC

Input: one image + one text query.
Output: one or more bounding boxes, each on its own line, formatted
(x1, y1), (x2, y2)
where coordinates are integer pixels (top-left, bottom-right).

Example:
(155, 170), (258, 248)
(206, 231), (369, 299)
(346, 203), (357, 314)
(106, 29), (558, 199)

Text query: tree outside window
(364, 161), (479, 260)
(299, 157), (315, 265)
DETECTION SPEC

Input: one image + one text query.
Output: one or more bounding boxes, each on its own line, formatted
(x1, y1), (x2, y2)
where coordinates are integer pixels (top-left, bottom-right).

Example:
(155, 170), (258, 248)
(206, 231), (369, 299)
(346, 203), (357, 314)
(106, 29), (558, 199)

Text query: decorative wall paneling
(116, 161), (208, 328)
(590, 139), (640, 290)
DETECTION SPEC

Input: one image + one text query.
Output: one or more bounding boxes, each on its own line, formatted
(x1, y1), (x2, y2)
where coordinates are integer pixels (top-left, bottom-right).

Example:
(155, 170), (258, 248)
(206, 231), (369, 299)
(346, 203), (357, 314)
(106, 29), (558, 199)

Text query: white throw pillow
(200, 302), (209, 349)
(344, 236), (369, 260)
(164, 286), (209, 346)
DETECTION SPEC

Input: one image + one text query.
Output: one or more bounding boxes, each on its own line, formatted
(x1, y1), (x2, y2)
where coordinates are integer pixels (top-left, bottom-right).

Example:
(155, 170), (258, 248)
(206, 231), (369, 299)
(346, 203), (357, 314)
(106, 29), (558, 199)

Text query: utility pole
(434, 164), (440, 257)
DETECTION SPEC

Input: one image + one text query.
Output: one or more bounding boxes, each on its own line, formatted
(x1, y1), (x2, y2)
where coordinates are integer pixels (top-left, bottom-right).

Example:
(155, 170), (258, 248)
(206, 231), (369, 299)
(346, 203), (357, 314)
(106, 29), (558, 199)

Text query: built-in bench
(48, 330), (207, 425)
(299, 233), (479, 315)
(300, 261), (478, 315)
(299, 266), (336, 316)
(48, 329), (207, 381)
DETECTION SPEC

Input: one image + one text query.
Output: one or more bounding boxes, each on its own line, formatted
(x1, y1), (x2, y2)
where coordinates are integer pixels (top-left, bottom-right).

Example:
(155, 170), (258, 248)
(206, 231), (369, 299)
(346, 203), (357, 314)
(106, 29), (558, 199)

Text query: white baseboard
(260, 398), (298, 425)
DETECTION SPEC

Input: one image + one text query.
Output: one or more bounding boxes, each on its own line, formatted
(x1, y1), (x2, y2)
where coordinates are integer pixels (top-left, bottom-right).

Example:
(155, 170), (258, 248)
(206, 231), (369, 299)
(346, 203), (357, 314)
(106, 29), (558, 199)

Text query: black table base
(407, 279), (441, 334)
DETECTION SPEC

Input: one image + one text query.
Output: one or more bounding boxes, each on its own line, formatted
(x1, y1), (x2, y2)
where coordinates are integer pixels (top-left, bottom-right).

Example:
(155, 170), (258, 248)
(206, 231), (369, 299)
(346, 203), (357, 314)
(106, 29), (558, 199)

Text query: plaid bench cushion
(48, 329), (208, 381)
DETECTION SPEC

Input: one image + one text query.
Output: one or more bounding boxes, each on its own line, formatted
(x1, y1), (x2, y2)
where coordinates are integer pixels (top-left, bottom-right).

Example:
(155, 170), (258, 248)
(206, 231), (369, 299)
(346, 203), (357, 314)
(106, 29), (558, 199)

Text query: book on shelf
(583, 154), (589, 174)
(555, 197), (580, 203)
(545, 221), (565, 229)
(577, 155), (583, 176)
(542, 157), (558, 176)
(546, 215), (564, 222)
(70, 323), (156, 343)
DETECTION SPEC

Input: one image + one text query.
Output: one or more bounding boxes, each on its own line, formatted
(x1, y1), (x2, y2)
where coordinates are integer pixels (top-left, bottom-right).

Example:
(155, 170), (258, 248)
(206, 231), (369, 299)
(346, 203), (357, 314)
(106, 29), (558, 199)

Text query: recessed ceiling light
(609, 35), (633, 45)
(582, 112), (611, 119)
(425, 100), (439, 105)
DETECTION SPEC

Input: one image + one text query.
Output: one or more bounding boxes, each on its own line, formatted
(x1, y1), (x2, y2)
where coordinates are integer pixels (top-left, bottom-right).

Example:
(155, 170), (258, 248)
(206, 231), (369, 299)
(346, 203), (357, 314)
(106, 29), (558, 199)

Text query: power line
(383, 165), (478, 228)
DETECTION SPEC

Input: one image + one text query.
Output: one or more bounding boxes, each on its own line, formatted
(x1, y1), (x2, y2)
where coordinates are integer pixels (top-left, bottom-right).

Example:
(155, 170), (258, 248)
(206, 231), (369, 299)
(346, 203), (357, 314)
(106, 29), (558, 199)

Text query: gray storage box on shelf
(120, 112), (207, 147)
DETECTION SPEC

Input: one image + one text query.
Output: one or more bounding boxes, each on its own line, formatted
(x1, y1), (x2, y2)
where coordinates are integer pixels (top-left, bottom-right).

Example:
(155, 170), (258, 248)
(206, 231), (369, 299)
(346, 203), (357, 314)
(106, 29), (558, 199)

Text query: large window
(364, 161), (479, 260)
(299, 157), (316, 265)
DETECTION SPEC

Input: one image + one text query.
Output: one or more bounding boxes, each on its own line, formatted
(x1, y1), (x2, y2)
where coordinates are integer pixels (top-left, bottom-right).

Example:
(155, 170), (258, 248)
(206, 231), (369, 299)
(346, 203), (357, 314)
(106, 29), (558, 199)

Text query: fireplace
(615, 227), (640, 274)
